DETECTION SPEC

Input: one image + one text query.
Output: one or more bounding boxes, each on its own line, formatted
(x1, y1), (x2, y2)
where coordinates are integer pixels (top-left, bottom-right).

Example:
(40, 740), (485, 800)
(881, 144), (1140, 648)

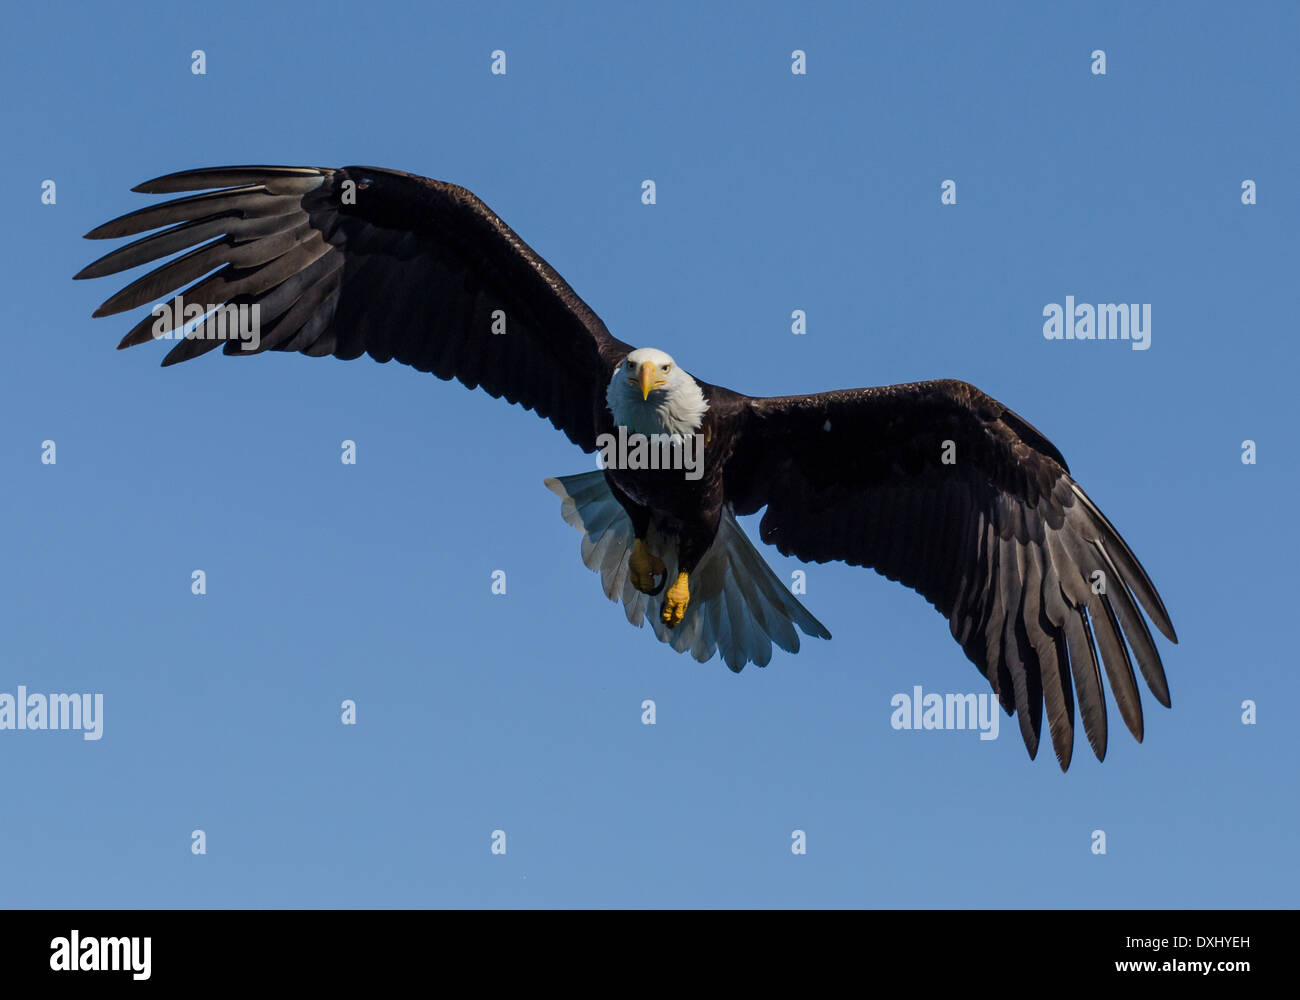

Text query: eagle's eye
(661, 364), (671, 373)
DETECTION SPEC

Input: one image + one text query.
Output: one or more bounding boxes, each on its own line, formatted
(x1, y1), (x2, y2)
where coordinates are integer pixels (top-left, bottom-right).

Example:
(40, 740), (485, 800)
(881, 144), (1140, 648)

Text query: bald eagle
(77, 165), (1178, 770)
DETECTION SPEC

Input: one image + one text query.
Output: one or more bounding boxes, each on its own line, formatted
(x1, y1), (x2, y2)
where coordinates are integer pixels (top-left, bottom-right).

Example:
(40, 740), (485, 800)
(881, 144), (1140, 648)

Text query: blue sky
(1, 0), (1295, 908)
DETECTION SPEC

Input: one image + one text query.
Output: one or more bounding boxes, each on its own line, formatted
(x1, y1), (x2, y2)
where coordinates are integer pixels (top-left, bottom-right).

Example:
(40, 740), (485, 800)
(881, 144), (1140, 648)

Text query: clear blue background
(1, 0), (1294, 908)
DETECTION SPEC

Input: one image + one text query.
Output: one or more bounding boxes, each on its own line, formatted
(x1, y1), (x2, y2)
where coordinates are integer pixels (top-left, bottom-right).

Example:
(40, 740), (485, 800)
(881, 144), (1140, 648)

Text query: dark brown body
(600, 383), (749, 573)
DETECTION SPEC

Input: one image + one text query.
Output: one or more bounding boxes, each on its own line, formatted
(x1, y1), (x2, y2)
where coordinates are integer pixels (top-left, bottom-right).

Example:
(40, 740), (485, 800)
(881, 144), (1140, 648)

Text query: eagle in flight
(78, 165), (1178, 770)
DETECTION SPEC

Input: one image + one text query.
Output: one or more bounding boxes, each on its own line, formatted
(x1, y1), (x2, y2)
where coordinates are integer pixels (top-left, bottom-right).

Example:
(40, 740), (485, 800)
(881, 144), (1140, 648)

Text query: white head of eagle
(606, 348), (709, 438)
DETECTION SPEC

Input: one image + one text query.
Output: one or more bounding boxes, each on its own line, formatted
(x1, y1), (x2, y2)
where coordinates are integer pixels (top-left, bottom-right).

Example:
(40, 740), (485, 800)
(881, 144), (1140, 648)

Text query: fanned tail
(544, 472), (831, 671)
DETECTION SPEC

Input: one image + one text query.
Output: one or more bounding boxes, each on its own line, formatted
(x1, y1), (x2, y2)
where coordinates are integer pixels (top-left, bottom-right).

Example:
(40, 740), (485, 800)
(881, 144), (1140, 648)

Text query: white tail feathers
(544, 471), (831, 671)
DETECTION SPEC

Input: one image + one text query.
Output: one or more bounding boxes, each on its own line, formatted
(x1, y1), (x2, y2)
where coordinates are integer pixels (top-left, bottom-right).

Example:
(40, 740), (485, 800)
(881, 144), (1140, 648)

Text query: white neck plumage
(606, 368), (708, 440)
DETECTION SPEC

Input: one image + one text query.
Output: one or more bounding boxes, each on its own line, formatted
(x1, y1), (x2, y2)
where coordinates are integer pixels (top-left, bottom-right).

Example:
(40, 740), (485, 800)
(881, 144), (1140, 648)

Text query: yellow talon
(629, 538), (666, 595)
(662, 572), (690, 628)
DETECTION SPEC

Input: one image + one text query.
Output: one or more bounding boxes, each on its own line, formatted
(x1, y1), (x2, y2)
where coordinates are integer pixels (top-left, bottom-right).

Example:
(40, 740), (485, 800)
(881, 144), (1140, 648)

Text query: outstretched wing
(724, 379), (1178, 770)
(77, 165), (632, 451)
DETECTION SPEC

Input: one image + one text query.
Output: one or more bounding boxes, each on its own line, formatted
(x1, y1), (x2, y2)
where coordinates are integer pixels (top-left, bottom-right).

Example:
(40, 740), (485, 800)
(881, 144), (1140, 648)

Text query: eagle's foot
(661, 572), (690, 628)
(630, 538), (667, 595)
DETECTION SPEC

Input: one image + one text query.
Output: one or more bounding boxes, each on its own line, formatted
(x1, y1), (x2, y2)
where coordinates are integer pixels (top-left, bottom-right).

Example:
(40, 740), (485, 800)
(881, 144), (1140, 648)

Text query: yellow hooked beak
(638, 361), (665, 400)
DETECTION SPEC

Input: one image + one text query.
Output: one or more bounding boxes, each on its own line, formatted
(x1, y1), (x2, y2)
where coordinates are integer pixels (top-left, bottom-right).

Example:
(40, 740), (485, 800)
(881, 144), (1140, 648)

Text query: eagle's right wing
(77, 165), (633, 452)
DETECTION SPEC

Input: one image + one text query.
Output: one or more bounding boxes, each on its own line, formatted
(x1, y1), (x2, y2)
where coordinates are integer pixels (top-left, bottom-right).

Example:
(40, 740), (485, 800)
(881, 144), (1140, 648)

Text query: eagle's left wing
(723, 378), (1177, 770)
